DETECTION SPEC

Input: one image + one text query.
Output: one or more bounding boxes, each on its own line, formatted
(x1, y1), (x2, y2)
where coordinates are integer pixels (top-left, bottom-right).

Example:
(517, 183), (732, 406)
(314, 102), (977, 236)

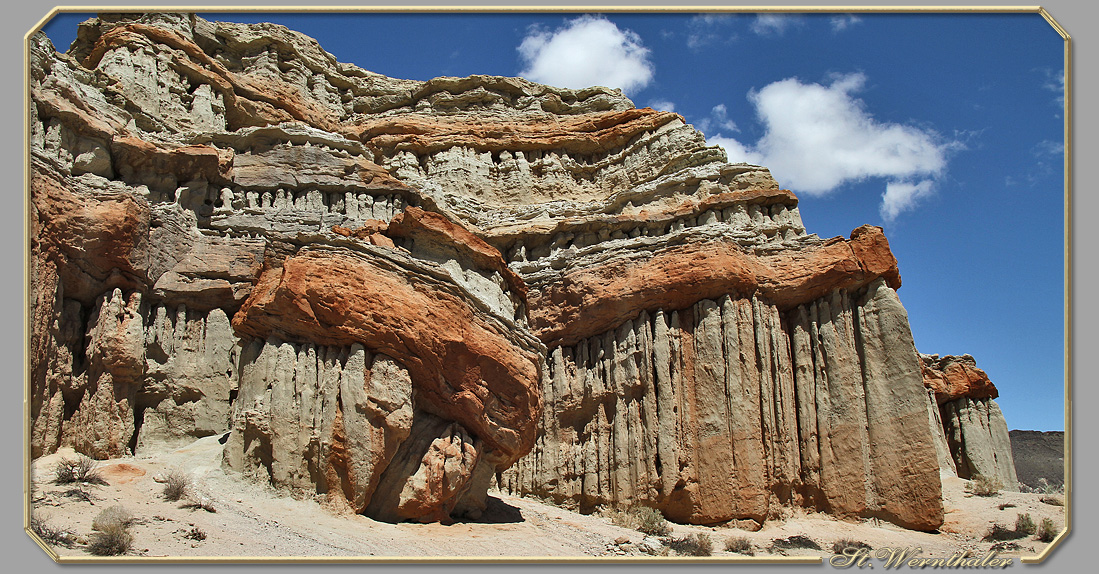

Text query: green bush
(606, 506), (669, 536)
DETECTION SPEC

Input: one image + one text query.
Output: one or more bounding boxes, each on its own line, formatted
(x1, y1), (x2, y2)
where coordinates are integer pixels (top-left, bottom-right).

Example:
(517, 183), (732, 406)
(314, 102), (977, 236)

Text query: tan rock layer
(503, 279), (943, 531)
(528, 224), (901, 348)
(230, 245), (541, 464)
(346, 108), (682, 156)
(82, 23), (342, 131)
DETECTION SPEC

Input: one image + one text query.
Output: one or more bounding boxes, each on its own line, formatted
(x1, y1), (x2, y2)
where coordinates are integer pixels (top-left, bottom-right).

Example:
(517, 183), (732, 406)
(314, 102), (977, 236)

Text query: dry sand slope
(28, 436), (1065, 561)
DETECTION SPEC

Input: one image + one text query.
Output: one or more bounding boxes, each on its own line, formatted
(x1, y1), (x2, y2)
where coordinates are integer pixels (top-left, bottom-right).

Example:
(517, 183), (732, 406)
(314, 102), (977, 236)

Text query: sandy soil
(26, 436), (1065, 561)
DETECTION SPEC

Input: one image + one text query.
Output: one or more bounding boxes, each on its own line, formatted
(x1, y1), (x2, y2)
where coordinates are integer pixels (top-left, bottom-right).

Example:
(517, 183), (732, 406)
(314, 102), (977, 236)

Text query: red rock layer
(230, 246), (541, 463)
(529, 224), (901, 348)
(922, 355), (999, 404)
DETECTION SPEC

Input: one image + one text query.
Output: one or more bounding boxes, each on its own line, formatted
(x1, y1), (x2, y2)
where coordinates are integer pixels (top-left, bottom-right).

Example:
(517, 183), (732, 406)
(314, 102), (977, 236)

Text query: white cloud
(880, 180), (936, 221)
(750, 14), (804, 36)
(687, 14), (737, 49)
(697, 104), (738, 134)
(1043, 68), (1065, 107)
(647, 99), (677, 113)
(830, 15), (862, 32)
(1034, 139), (1064, 157)
(517, 15), (654, 94)
(710, 73), (956, 220)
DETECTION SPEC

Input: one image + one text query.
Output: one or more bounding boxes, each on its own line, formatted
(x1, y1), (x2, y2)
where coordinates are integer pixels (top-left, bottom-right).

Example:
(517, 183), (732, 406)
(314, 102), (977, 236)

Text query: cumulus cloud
(697, 104), (738, 134)
(518, 16), (654, 94)
(647, 99), (677, 113)
(1043, 69), (1065, 107)
(711, 73), (955, 220)
(880, 180), (936, 221)
(830, 14), (862, 32)
(750, 14), (804, 36)
(686, 14), (737, 49)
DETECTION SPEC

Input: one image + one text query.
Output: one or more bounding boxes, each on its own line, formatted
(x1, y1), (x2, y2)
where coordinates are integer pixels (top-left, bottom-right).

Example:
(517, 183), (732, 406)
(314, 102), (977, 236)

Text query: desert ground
(26, 436), (1064, 562)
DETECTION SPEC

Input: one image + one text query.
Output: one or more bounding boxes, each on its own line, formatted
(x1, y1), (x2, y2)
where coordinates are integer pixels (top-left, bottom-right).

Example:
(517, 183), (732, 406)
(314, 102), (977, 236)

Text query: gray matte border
(6, 1), (1086, 572)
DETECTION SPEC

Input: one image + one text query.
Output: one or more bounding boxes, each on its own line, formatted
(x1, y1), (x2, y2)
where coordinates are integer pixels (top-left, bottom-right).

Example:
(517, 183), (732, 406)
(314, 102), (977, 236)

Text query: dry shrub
(1015, 513), (1036, 535)
(162, 469), (190, 501)
(724, 536), (753, 555)
(771, 535), (821, 551)
(52, 455), (105, 485)
(983, 523), (1025, 542)
(29, 516), (71, 547)
(606, 506), (669, 536)
(832, 539), (872, 555)
(667, 533), (713, 556)
(184, 526), (206, 541)
(969, 474), (1001, 497)
(92, 505), (133, 531)
(1039, 495), (1064, 506)
(87, 523), (132, 556)
(1037, 518), (1058, 542)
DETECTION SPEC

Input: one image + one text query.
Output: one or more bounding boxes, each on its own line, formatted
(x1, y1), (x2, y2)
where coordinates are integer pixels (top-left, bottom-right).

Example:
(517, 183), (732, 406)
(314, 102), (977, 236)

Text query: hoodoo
(29, 13), (1015, 530)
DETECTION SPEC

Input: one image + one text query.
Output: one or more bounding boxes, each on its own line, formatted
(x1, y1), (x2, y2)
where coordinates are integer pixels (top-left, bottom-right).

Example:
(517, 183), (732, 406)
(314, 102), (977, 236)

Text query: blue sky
(42, 11), (1066, 432)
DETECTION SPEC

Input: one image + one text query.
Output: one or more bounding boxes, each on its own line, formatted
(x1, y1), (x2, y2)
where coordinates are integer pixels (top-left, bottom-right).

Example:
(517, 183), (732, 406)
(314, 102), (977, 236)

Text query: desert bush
(86, 523), (132, 556)
(92, 505), (133, 531)
(771, 535), (821, 551)
(29, 516), (71, 547)
(606, 506), (669, 536)
(181, 494), (217, 513)
(1037, 478), (1064, 495)
(52, 455), (105, 485)
(1039, 495), (1064, 506)
(62, 487), (92, 502)
(667, 533), (713, 556)
(634, 507), (670, 536)
(983, 523), (1025, 542)
(1015, 513), (1036, 535)
(1037, 518), (1058, 542)
(968, 474), (1001, 497)
(162, 468), (190, 501)
(184, 526), (206, 541)
(724, 536), (753, 555)
(832, 539), (872, 555)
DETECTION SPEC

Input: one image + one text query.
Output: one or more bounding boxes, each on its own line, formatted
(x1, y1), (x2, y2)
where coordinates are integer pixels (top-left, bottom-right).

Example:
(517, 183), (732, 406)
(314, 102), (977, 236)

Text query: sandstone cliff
(921, 354), (1019, 491)
(31, 13), (950, 529)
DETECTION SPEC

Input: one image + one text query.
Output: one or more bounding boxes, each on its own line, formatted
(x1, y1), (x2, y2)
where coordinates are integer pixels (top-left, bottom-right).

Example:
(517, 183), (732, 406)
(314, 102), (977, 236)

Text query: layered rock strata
(921, 354), (1019, 490)
(30, 13), (955, 528)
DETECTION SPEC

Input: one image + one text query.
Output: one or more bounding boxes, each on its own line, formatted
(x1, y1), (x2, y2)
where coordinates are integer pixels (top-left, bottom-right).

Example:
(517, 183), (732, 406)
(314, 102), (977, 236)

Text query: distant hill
(1009, 430), (1065, 489)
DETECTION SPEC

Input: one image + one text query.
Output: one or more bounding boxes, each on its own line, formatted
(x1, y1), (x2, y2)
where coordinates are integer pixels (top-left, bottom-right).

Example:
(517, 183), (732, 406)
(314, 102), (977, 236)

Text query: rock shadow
(467, 495), (524, 524)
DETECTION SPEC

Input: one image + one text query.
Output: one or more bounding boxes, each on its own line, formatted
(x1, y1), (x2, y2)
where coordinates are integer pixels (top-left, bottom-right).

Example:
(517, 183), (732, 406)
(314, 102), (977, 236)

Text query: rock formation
(1009, 430), (1064, 490)
(920, 354), (1019, 490)
(29, 13), (971, 529)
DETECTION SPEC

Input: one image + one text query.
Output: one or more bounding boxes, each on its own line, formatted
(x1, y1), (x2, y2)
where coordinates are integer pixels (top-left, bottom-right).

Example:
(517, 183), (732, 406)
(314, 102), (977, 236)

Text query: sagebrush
(724, 536), (753, 555)
(52, 455), (104, 485)
(1015, 513), (1036, 535)
(1037, 518), (1058, 542)
(969, 474), (1001, 497)
(87, 523), (132, 556)
(667, 533), (713, 556)
(163, 469), (190, 501)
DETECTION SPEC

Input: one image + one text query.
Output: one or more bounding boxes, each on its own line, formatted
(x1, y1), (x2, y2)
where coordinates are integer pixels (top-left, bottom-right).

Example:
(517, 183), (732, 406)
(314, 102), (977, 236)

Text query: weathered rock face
(1009, 430), (1064, 490)
(30, 13), (960, 529)
(920, 354), (1019, 490)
